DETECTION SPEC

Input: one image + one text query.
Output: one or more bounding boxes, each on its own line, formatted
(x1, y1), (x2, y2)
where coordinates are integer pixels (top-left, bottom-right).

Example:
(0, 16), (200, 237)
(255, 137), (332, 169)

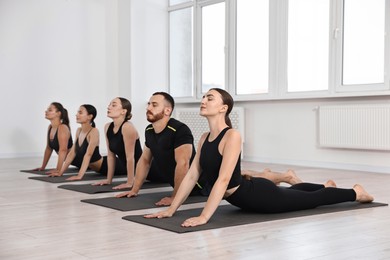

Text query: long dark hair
(210, 88), (234, 128)
(81, 104), (97, 127)
(117, 97), (132, 121)
(51, 102), (70, 129)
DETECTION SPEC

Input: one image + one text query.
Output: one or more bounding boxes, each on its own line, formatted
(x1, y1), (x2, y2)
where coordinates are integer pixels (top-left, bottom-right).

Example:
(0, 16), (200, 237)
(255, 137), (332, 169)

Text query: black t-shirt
(145, 118), (195, 186)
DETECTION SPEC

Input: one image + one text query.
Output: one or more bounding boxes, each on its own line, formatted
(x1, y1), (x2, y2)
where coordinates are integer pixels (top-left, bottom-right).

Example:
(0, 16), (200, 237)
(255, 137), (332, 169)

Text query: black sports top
(199, 127), (242, 189)
(71, 130), (102, 168)
(106, 121), (142, 166)
(144, 118), (195, 184)
(47, 125), (73, 153)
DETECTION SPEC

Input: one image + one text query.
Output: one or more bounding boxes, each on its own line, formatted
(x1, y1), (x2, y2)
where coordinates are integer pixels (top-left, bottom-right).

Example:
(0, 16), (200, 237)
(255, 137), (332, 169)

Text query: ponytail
(225, 115), (232, 128)
(61, 108), (70, 128)
(51, 102), (70, 130)
(81, 104), (97, 128)
(210, 88), (234, 128)
(117, 97), (132, 121)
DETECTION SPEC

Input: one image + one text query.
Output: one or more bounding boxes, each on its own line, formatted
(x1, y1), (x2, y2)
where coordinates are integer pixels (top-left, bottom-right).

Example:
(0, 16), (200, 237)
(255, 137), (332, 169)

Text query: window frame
(168, 0), (390, 103)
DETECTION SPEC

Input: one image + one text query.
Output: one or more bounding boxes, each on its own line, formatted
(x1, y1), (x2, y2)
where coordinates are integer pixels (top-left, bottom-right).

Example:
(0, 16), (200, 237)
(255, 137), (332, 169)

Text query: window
(236, 0), (269, 95)
(168, 0), (390, 101)
(201, 2), (226, 93)
(287, 0), (329, 92)
(169, 7), (193, 98)
(342, 0), (385, 86)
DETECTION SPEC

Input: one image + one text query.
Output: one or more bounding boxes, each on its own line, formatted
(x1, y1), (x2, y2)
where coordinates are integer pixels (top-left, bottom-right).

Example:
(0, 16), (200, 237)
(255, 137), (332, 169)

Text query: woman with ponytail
(93, 97), (142, 187)
(35, 102), (73, 174)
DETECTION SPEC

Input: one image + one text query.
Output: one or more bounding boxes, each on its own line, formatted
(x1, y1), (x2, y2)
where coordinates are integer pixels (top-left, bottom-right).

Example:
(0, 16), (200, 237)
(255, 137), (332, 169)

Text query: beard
(146, 110), (165, 123)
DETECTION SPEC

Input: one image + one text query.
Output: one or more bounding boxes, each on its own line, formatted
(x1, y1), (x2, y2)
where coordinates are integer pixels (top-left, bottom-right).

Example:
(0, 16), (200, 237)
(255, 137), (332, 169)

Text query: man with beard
(115, 92), (204, 206)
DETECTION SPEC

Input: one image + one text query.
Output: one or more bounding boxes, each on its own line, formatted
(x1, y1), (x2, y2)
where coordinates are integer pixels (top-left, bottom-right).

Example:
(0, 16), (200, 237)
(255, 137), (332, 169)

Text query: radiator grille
(318, 104), (390, 150)
(174, 107), (245, 149)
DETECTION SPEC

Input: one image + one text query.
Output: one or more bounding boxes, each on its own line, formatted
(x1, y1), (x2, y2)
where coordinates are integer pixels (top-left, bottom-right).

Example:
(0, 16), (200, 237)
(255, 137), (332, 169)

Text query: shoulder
(168, 118), (187, 128)
(58, 124), (70, 133)
(90, 127), (100, 137)
(121, 121), (138, 135)
(224, 128), (241, 144)
(168, 118), (191, 133)
(104, 122), (112, 131)
(144, 124), (153, 132)
(225, 128), (240, 138)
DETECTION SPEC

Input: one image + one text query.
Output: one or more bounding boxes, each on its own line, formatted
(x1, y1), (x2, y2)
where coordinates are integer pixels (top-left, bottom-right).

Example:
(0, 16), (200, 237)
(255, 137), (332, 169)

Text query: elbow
(58, 148), (68, 154)
(176, 159), (190, 171)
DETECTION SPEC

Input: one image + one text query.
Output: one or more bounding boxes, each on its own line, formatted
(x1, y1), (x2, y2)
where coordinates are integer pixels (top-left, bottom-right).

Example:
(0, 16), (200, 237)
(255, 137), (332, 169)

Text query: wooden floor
(1, 157), (389, 259)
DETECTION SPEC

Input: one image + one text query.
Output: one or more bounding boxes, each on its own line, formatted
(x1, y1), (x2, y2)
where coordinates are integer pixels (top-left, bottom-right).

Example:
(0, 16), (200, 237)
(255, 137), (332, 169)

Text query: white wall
(240, 98), (390, 173)
(129, 0), (168, 134)
(0, 0), (122, 158)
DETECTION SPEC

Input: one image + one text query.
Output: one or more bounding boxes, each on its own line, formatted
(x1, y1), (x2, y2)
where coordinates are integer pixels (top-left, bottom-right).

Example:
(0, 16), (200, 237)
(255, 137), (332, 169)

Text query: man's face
(146, 95), (169, 123)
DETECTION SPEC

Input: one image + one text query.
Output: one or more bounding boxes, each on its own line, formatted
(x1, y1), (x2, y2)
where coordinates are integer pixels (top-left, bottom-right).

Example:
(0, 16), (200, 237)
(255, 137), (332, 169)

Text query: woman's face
(76, 106), (92, 124)
(45, 104), (60, 120)
(107, 98), (125, 119)
(200, 90), (225, 117)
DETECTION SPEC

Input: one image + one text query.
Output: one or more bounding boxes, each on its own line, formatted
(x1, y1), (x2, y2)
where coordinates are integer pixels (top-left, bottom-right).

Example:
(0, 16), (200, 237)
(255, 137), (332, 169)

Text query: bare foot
(286, 170), (302, 185)
(353, 184), (374, 203)
(324, 180), (337, 188)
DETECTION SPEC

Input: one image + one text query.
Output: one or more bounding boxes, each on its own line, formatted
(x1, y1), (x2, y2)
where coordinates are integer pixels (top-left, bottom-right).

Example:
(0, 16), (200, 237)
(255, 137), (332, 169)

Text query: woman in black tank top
(34, 102), (73, 174)
(49, 104), (103, 179)
(145, 88), (374, 228)
(93, 97), (142, 189)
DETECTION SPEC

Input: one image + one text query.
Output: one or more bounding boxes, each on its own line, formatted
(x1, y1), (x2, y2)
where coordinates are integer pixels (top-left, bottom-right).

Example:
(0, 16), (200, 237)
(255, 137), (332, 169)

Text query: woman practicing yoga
(92, 97), (142, 187)
(49, 104), (135, 180)
(145, 88), (374, 227)
(34, 102), (74, 174)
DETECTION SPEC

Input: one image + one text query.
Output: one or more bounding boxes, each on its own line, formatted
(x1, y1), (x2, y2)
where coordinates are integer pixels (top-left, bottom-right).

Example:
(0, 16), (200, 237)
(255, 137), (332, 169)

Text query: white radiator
(174, 107), (245, 149)
(318, 104), (390, 150)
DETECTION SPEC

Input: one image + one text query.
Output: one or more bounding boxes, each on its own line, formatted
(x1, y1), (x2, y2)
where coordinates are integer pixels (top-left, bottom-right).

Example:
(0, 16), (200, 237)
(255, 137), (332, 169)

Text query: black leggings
(146, 160), (206, 196)
(98, 156), (127, 176)
(226, 177), (356, 213)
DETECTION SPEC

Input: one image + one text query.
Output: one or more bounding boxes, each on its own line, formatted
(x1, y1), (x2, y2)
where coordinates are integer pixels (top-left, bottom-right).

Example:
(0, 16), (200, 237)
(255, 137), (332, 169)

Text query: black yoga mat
(81, 191), (208, 211)
(20, 167), (81, 175)
(28, 173), (109, 183)
(58, 181), (170, 194)
(122, 201), (388, 233)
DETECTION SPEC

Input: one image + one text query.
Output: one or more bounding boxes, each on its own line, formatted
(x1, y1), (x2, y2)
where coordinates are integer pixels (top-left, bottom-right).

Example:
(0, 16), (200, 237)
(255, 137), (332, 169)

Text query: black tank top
(106, 121), (142, 165)
(48, 125), (73, 153)
(72, 129), (102, 168)
(199, 127), (242, 189)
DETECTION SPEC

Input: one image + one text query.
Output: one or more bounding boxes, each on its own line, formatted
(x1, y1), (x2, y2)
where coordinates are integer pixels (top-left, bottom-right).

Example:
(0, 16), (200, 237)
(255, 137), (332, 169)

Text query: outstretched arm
(93, 123), (115, 186)
(53, 124), (71, 173)
(115, 146), (152, 197)
(112, 123), (138, 189)
(181, 129), (242, 227)
(154, 143), (193, 206)
(50, 128), (80, 177)
(66, 128), (100, 181)
(144, 134), (206, 218)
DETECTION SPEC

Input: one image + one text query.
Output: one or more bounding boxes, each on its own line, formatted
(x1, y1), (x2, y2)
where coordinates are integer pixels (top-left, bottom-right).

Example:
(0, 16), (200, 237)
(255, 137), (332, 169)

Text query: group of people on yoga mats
(34, 88), (374, 228)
